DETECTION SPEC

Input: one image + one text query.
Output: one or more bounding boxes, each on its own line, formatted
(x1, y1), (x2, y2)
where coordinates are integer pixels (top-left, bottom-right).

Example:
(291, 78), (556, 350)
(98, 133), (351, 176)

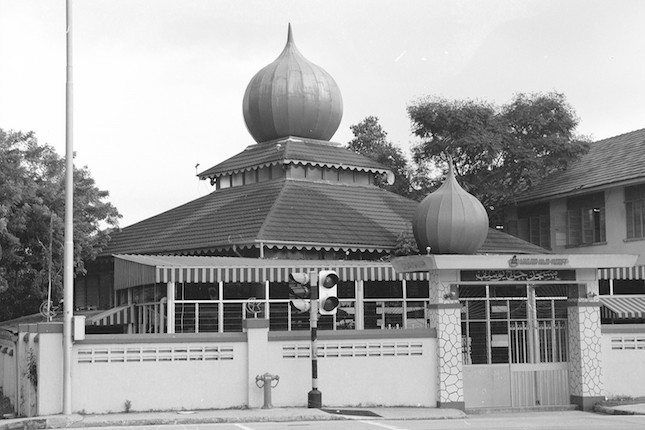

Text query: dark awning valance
(600, 296), (645, 319)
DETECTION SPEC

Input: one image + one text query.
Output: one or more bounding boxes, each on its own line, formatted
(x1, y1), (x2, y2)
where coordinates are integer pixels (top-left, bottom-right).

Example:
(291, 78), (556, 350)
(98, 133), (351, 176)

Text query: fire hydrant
(255, 372), (280, 409)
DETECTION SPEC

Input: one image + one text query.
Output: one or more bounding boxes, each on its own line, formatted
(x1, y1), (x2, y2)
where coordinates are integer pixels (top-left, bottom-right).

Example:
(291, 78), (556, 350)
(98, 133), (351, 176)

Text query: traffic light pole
(308, 272), (322, 408)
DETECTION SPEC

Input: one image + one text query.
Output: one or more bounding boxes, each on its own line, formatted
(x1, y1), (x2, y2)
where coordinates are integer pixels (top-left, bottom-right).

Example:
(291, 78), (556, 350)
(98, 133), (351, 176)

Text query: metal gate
(462, 283), (570, 408)
(509, 320), (569, 407)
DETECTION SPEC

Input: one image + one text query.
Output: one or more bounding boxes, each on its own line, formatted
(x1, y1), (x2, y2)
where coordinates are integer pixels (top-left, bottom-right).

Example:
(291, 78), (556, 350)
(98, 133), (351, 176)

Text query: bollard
(255, 372), (280, 409)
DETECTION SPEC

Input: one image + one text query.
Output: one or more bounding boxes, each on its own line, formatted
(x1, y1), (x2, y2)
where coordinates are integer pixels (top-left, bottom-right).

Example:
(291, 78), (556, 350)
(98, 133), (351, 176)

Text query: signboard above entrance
(461, 269), (576, 282)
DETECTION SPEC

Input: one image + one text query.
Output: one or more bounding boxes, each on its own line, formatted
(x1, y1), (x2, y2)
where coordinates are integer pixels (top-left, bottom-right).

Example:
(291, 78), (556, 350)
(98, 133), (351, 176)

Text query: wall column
(568, 271), (604, 411)
(427, 269), (464, 410)
(244, 318), (270, 408)
(166, 282), (175, 334)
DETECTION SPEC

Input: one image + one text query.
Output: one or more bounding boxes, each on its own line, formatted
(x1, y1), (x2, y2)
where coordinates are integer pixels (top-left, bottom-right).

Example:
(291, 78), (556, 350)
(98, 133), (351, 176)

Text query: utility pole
(308, 271), (321, 408)
(63, 0), (74, 415)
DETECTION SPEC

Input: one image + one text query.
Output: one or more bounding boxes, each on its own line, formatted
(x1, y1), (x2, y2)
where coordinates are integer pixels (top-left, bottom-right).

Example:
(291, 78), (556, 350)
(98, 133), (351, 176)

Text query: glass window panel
(318, 314), (335, 330)
(490, 300), (509, 319)
(269, 302), (290, 331)
(536, 300), (553, 319)
(554, 300), (568, 319)
(509, 300), (527, 320)
(406, 300), (427, 329)
(535, 285), (567, 297)
(490, 285), (526, 298)
(290, 308), (310, 331)
(336, 300), (356, 330)
(490, 321), (509, 363)
(197, 303), (218, 332)
(406, 280), (429, 298)
(467, 321), (488, 364)
(459, 285), (486, 298)
(223, 303), (243, 332)
(364, 281), (403, 298)
(175, 303), (196, 333)
(464, 301), (487, 320)
(223, 282), (265, 300)
(382, 301), (403, 328)
(270, 282), (290, 299)
(338, 281), (355, 298)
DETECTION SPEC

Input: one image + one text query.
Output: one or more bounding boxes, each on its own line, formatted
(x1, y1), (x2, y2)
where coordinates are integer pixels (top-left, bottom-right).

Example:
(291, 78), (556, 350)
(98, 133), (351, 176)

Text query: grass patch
(598, 395), (645, 407)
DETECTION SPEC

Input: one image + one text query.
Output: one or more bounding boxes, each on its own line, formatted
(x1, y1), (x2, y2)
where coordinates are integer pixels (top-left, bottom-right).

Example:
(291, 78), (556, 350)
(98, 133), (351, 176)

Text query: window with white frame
(567, 192), (606, 246)
(515, 203), (551, 249)
(625, 184), (645, 239)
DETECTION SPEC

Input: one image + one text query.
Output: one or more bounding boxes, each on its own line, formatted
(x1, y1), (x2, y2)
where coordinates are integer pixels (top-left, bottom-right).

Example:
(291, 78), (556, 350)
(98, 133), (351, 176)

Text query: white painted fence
(602, 324), (645, 399)
(6, 321), (437, 414)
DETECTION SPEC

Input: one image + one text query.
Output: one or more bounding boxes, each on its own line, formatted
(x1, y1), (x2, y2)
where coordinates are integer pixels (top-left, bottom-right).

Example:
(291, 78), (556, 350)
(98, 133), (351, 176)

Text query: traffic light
(288, 272), (311, 313)
(318, 270), (339, 315)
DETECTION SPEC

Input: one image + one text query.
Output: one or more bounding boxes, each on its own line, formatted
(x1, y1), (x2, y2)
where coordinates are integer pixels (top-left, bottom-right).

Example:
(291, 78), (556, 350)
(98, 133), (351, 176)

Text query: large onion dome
(413, 159), (489, 254)
(242, 24), (343, 143)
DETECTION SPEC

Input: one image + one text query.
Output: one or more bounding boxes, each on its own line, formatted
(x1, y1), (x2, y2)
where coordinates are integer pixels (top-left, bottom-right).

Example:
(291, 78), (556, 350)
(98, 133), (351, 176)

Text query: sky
(1, 0), (644, 228)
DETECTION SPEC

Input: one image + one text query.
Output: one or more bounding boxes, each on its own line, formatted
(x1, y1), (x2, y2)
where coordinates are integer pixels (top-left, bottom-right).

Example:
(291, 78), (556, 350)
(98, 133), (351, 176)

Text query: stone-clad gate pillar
(568, 270), (604, 411)
(427, 269), (465, 410)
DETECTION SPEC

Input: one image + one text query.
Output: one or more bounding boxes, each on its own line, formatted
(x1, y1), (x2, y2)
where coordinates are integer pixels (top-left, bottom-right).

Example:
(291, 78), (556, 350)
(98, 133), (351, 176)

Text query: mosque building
(2, 25), (637, 415)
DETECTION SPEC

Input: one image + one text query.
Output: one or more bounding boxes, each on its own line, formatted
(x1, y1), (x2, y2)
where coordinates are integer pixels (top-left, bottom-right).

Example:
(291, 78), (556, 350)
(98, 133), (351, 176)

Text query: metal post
(308, 271), (321, 408)
(62, 0), (74, 416)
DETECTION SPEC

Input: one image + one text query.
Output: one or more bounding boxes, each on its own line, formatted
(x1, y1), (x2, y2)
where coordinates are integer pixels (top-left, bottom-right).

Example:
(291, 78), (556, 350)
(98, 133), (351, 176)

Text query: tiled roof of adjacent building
(102, 177), (548, 257)
(517, 128), (645, 203)
(197, 137), (389, 180)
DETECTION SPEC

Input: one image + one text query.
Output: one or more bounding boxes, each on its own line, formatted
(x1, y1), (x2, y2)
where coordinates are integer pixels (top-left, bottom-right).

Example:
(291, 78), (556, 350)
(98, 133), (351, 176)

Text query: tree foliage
(348, 116), (415, 198)
(407, 92), (591, 224)
(0, 129), (121, 321)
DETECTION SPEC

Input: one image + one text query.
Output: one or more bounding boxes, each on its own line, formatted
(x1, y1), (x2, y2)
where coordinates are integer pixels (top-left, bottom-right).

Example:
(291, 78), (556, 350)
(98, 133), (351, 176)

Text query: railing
(171, 299), (432, 334)
(134, 301), (166, 334)
(509, 320), (567, 364)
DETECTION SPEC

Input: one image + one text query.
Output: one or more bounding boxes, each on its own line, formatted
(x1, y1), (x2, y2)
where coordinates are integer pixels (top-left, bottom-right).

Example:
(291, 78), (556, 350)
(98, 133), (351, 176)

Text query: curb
(593, 405), (642, 415)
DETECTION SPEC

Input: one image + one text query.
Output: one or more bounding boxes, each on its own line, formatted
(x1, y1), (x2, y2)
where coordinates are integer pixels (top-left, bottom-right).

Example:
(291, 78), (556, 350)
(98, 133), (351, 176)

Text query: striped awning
(598, 266), (645, 280)
(114, 254), (429, 290)
(600, 296), (645, 319)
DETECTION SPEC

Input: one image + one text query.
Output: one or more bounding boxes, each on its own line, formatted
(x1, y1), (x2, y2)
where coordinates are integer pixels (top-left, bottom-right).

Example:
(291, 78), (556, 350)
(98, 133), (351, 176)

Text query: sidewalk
(4, 402), (645, 429)
(0, 407), (466, 429)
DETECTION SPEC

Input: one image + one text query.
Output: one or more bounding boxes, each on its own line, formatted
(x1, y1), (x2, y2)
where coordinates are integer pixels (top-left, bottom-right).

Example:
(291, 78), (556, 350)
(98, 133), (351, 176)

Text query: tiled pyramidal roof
(103, 176), (418, 255)
(102, 136), (547, 256)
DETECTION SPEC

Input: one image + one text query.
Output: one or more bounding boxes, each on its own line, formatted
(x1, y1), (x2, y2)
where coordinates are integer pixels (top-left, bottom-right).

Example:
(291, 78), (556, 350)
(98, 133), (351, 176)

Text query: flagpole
(63, 0), (74, 415)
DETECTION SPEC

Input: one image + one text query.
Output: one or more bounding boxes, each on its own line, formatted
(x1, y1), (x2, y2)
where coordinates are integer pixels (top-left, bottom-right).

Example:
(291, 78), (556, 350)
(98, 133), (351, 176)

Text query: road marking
(359, 421), (407, 430)
(234, 424), (256, 430)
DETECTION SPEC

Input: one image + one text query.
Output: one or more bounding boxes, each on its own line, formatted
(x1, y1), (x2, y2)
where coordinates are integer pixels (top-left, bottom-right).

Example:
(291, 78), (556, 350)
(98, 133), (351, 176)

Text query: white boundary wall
(0, 333), (18, 412)
(13, 322), (437, 414)
(602, 324), (645, 398)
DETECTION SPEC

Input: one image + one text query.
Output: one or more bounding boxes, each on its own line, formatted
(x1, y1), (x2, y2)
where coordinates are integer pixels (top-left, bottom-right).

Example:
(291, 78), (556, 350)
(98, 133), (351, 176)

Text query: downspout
(14, 334), (20, 416)
(259, 242), (264, 259)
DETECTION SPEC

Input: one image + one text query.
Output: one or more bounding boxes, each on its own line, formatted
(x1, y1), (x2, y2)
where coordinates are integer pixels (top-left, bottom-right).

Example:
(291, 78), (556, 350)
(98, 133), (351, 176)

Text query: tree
(407, 92), (590, 225)
(0, 129), (121, 321)
(348, 116), (415, 198)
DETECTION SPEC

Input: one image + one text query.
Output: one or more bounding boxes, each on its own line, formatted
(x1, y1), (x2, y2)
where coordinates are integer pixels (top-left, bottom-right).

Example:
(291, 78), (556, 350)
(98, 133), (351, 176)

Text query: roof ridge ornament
(412, 155), (489, 254)
(242, 24), (343, 144)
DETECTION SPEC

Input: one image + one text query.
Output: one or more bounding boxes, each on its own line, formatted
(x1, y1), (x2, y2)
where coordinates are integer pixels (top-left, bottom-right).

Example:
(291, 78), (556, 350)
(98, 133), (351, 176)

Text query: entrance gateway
(391, 253), (637, 411)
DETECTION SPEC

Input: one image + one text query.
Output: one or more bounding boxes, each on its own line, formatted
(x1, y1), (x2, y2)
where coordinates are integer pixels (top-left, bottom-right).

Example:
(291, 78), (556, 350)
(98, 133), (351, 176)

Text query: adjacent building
(504, 128), (645, 323)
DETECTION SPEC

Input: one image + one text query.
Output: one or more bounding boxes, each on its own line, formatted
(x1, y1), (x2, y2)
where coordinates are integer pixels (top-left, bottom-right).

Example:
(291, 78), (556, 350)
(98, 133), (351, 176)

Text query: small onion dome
(242, 24), (343, 143)
(413, 159), (489, 254)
